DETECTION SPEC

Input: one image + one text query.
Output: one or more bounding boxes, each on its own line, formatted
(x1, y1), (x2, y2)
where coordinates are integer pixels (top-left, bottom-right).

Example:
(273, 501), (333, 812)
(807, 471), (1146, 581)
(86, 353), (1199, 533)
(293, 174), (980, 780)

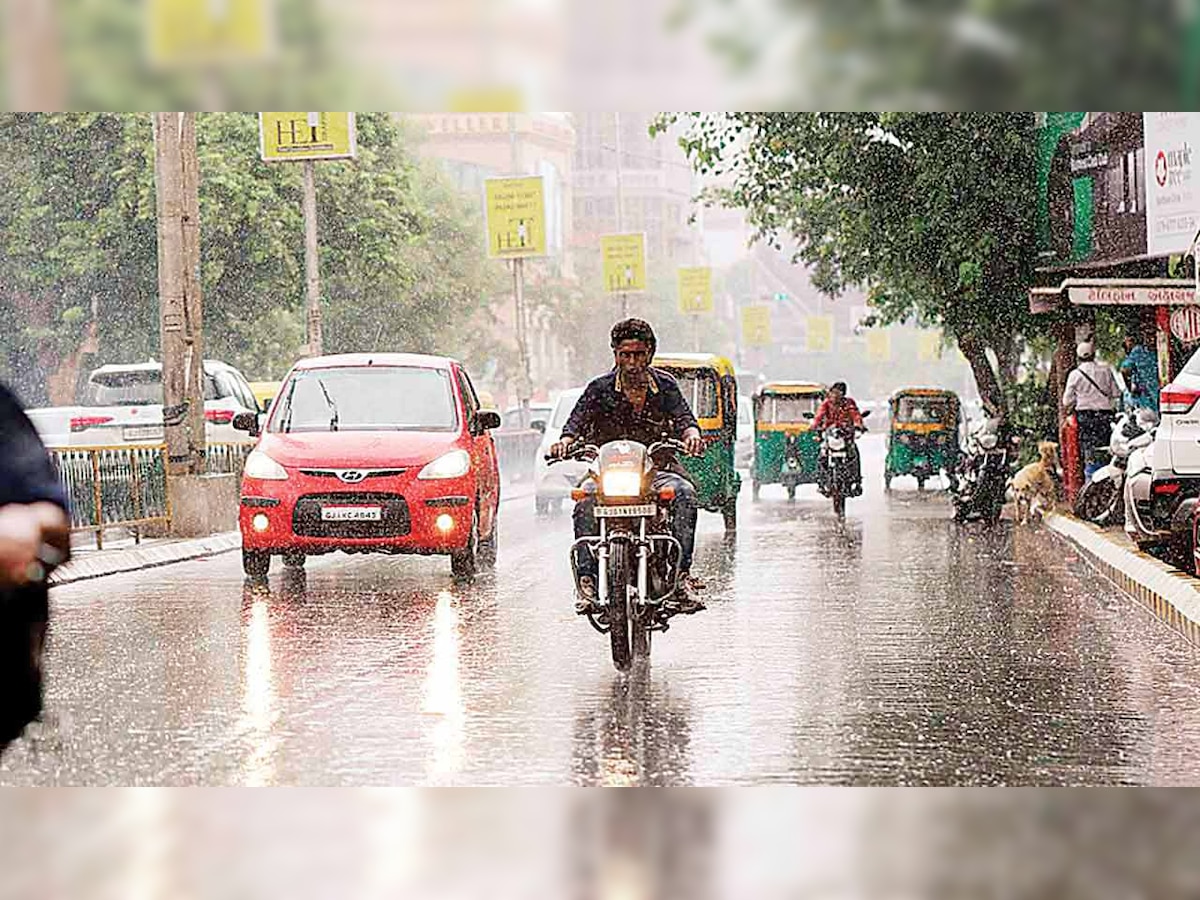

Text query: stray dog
(1010, 441), (1059, 524)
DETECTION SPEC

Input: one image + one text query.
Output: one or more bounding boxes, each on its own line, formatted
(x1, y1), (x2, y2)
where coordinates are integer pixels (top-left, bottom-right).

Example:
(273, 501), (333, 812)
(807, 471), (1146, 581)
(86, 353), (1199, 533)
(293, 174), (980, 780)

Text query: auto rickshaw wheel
(884, 474), (892, 492)
(786, 485), (796, 502)
(751, 481), (760, 502)
(917, 476), (926, 492)
(722, 499), (737, 531)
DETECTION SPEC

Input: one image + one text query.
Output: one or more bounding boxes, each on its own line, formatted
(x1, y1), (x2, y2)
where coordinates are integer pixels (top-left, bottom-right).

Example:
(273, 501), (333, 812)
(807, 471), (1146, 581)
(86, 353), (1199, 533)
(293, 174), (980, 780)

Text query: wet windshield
(86, 370), (218, 405)
(896, 397), (953, 424)
(271, 366), (458, 432)
(763, 394), (820, 422)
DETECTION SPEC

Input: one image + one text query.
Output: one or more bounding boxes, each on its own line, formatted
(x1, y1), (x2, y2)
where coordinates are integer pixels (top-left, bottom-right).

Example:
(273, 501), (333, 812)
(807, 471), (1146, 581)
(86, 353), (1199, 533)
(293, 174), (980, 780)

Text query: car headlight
(418, 449), (471, 480)
(601, 470), (643, 497)
(243, 449), (288, 480)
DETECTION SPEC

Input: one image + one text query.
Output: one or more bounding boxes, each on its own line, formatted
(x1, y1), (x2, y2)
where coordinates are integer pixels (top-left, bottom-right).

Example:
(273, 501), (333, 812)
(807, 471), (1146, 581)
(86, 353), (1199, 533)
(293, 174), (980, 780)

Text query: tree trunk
(957, 332), (1006, 417)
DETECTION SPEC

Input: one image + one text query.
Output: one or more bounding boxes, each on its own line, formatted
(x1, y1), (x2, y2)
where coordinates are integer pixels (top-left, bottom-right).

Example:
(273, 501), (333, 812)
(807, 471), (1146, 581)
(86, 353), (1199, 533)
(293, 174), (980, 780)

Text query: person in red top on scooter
(811, 382), (867, 495)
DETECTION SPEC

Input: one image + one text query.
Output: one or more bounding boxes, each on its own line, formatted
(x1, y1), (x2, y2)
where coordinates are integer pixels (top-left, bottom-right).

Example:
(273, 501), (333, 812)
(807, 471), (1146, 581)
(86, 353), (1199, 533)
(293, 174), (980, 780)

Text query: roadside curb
(1047, 513), (1200, 646)
(49, 532), (241, 586)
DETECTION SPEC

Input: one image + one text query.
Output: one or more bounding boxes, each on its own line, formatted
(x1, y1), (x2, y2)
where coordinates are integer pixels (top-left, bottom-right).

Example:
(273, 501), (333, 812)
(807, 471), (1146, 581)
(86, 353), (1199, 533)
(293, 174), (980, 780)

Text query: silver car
(534, 388), (587, 515)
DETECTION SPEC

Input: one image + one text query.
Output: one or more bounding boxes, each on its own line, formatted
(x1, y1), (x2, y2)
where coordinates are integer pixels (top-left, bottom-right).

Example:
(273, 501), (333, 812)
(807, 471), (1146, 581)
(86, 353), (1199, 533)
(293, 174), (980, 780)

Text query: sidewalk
(1048, 513), (1200, 646)
(49, 480), (539, 586)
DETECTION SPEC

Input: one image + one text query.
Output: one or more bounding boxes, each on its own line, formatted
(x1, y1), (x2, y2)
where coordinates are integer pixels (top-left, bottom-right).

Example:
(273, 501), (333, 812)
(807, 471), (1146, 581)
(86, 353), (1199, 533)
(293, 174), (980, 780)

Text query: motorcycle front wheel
(833, 494), (846, 519)
(606, 541), (633, 671)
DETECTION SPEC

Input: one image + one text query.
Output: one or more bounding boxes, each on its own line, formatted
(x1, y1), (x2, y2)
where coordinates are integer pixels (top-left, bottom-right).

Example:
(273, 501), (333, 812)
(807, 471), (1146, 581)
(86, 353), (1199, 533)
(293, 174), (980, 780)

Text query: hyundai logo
(338, 470), (367, 484)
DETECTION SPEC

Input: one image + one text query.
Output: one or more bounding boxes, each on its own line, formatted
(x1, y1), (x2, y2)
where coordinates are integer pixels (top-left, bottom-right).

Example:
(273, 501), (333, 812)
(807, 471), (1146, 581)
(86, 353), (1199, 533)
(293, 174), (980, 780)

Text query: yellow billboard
(259, 113), (357, 161)
(866, 330), (891, 362)
(484, 176), (547, 259)
(601, 233), (647, 292)
(741, 305), (772, 347)
(148, 0), (271, 66)
(807, 316), (834, 353)
(917, 331), (943, 362)
(678, 267), (713, 314)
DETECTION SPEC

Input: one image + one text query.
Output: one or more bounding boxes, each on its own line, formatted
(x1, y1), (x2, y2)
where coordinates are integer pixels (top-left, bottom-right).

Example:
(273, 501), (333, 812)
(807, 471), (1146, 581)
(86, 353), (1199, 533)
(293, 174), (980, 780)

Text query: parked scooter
(952, 417), (1015, 524)
(1075, 408), (1157, 526)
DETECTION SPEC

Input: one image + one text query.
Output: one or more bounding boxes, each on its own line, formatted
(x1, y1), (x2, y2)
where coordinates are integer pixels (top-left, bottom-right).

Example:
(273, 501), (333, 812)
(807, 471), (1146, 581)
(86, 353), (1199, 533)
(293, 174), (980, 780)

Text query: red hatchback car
(234, 353), (502, 579)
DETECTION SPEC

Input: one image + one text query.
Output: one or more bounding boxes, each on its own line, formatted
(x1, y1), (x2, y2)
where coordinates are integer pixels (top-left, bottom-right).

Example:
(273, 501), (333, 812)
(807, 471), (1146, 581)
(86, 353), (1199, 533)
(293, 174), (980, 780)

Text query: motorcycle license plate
(830, 452), (847, 459)
(321, 506), (382, 521)
(594, 504), (656, 518)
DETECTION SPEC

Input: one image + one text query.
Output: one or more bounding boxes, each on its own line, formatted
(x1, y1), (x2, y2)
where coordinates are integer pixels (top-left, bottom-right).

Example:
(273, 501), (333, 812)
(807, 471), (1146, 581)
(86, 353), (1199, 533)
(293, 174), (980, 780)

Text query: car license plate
(594, 504), (656, 518)
(321, 506), (382, 521)
(123, 425), (164, 441)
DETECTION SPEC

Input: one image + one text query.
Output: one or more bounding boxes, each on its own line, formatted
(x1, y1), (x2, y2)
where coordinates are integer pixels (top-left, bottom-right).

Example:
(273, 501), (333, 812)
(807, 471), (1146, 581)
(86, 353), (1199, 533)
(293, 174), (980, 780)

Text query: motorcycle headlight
(979, 433), (998, 450)
(243, 449), (288, 480)
(418, 449), (471, 480)
(601, 470), (643, 497)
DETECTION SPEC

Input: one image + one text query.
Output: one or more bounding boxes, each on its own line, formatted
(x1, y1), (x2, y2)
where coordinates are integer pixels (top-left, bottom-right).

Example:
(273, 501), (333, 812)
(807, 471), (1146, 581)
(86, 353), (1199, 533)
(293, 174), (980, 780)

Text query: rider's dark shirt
(562, 367), (700, 448)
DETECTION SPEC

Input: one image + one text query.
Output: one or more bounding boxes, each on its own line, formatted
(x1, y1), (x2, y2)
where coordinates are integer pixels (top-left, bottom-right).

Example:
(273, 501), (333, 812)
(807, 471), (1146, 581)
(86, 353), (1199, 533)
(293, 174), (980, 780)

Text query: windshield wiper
(317, 379), (339, 432)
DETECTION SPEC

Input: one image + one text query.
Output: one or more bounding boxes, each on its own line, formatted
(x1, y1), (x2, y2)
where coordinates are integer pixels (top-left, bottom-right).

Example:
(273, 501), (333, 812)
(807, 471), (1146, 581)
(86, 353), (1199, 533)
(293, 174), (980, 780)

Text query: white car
(26, 359), (260, 448)
(735, 394), (753, 469)
(534, 387), (586, 515)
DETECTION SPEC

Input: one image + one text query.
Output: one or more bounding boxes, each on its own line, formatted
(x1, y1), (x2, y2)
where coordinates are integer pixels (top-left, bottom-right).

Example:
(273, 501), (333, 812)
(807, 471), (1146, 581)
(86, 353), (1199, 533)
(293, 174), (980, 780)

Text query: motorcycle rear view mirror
(861, 410), (872, 418)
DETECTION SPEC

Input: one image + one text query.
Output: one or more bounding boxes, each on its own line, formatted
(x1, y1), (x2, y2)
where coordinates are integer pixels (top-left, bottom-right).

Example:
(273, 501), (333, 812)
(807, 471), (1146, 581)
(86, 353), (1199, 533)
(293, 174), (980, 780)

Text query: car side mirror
(861, 410), (872, 418)
(803, 412), (815, 420)
(531, 420), (546, 434)
(232, 411), (260, 436)
(477, 410), (502, 431)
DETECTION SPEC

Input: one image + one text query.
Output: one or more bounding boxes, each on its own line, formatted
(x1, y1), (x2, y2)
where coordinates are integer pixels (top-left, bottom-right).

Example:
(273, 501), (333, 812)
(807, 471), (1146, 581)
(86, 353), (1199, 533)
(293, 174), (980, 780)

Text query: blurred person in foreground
(0, 381), (70, 752)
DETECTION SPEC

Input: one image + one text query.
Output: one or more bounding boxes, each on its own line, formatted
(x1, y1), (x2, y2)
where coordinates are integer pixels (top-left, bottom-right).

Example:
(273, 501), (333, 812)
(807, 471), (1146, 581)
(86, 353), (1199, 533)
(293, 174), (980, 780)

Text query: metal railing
(50, 442), (254, 549)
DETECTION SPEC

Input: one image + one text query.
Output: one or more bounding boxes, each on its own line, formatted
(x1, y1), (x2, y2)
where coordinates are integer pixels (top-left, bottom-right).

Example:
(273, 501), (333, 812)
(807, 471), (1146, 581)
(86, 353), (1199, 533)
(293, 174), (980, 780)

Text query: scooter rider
(811, 381), (867, 495)
(549, 318), (707, 616)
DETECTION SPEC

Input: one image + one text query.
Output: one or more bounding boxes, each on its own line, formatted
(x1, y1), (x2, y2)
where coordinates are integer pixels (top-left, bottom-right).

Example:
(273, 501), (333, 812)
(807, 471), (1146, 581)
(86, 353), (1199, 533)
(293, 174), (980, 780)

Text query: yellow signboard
(601, 233), (647, 292)
(485, 176), (547, 259)
(866, 330), (891, 362)
(741, 305), (772, 347)
(259, 113), (357, 161)
(807, 316), (834, 353)
(678, 267), (713, 314)
(917, 331), (943, 362)
(148, 0), (271, 66)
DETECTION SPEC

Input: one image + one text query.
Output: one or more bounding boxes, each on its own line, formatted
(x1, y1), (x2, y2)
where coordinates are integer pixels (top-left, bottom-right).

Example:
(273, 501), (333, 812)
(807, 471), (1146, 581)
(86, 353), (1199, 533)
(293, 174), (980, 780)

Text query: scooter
(1075, 408), (1157, 526)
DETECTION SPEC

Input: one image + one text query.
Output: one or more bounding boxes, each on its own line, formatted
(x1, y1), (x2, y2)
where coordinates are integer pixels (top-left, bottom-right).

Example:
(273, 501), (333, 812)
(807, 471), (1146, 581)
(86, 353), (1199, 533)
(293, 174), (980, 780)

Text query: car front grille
(292, 492), (411, 538)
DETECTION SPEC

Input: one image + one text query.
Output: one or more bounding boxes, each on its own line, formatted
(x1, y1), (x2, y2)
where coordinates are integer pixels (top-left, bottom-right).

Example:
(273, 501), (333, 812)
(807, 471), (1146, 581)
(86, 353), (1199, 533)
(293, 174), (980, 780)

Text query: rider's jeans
(573, 472), (698, 579)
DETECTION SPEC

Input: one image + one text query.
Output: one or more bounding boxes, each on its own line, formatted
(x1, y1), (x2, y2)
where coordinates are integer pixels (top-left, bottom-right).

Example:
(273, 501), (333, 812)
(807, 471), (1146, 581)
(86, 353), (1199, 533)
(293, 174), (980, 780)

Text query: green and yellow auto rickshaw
(751, 382), (826, 501)
(654, 353), (741, 531)
(884, 388), (962, 491)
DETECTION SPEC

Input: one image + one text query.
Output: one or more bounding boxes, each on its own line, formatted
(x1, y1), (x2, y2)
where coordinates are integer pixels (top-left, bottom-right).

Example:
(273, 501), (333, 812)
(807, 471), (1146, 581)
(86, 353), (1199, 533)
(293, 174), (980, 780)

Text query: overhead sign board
(917, 331), (943, 362)
(806, 316), (834, 353)
(866, 330), (891, 362)
(259, 113), (357, 161)
(600, 233), (647, 292)
(741, 305), (772, 347)
(148, 0), (272, 67)
(1067, 284), (1198, 306)
(1144, 112), (1200, 257)
(484, 176), (547, 259)
(678, 267), (713, 315)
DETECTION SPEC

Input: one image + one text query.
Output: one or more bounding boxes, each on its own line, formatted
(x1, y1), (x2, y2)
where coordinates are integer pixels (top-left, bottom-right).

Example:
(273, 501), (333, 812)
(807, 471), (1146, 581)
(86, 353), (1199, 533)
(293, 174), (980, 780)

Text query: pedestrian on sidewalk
(0, 380), (70, 753)
(1119, 330), (1160, 414)
(1063, 341), (1123, 478)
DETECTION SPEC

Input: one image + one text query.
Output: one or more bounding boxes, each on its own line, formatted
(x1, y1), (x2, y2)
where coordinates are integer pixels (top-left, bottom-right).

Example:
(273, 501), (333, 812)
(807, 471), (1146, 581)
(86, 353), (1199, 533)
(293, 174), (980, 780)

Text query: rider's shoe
(575, 575), (599, 615)
(664, 573), (706, 615)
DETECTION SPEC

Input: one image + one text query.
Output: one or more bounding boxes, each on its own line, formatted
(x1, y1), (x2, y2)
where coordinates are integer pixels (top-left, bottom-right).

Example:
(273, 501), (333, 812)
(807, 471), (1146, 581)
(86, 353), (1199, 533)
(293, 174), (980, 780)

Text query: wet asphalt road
(5, 435), (1200, 786)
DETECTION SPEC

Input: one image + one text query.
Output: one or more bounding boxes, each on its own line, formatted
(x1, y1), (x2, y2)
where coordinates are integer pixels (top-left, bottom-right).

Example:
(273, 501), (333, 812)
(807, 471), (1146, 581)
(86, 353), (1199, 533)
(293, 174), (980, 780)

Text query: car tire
(451, 509), (480, 580)
(243, 550), (270, 578)
(478, 503), (498, 569)
(282, 551), (305, 569)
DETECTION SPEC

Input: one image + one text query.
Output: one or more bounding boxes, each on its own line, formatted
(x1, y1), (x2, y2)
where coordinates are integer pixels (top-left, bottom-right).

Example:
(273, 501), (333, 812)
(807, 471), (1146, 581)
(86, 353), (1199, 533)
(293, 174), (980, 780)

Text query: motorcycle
(952, 417), (1014, 524)
(816, 416), (869, 520)
(1075, 408), (1157, 527)
(550, 438), (691, 671)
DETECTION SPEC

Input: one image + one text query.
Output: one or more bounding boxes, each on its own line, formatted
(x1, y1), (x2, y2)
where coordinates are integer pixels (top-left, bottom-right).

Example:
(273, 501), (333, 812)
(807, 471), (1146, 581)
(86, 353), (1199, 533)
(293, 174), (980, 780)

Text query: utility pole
(4, 0), (65, 109)
(302, 158), (322, 356)
(153, 112), (205, 476)
(508, 115), (532, 428)
(614, 112), (628, 317)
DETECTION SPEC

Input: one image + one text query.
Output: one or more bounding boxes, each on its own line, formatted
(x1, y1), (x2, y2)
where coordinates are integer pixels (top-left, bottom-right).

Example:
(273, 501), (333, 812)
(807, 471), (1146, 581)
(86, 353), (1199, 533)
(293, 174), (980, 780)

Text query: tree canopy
(654, 112), (1039, 411)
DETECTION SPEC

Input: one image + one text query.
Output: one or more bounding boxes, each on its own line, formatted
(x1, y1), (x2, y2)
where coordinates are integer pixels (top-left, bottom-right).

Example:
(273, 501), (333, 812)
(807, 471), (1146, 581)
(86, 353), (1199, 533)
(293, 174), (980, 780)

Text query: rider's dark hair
(610, 318), (657, 355)
(831, 381), (848, 394)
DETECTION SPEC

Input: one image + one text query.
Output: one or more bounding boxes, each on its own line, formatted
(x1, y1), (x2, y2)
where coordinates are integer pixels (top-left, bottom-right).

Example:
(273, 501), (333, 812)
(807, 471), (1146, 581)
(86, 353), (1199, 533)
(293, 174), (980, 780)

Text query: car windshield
(86, 370), (219, 405)
(897, 397), (952, 424)
(764, 394), (820, 422)
(271, 366), (458, 433)
(670, 370), (719, 419)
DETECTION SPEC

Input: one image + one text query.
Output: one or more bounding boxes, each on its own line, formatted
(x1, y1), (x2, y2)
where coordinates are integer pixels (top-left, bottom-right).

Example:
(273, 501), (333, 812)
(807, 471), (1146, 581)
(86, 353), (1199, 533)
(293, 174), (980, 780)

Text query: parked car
(534, 387), (585, 515)
(235, 353), (501, 580)
(1125, 352), (1200, 569)
(25, 359), (260, 448)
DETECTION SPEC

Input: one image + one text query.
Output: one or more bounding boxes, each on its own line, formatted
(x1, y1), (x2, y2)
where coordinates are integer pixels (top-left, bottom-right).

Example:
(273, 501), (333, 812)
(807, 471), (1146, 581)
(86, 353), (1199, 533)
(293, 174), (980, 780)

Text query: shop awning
(1029, 278), (1197, 313)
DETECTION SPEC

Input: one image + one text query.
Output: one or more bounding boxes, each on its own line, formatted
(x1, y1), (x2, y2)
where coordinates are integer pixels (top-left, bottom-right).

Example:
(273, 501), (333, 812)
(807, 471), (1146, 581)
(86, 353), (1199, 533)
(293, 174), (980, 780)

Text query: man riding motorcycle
(549, 318), (707, 616)
(811, 381), (867, 497)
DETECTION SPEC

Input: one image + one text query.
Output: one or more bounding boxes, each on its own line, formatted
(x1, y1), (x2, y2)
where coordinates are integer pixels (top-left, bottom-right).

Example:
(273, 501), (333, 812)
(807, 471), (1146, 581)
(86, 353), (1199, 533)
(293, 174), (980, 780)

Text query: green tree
(654, 112), (1038, 414)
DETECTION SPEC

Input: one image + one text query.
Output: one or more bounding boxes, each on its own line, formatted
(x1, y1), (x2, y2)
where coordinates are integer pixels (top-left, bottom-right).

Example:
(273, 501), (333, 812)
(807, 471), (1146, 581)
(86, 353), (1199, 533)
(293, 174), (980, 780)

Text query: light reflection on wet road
(5, 436), (1200, 786)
